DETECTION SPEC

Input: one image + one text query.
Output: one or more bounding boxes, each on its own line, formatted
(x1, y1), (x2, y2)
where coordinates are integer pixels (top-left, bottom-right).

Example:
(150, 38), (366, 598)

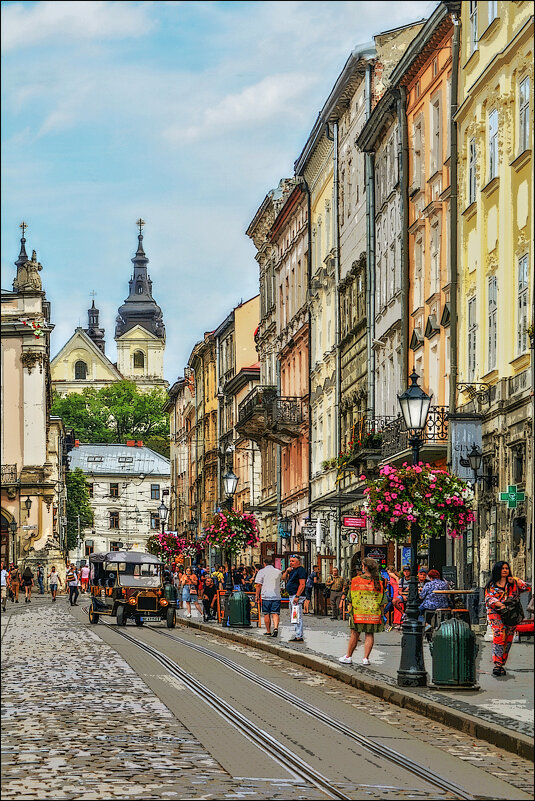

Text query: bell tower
(115, 220), (167, 391)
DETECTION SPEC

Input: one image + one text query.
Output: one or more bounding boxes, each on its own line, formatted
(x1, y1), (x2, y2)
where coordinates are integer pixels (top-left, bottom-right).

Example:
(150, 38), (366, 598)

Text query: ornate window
(519, 76), (530, 153)
(517, 254), (529, 354)
(468, 138), (477, 204)
(488, 0), (497, 24)
(74, 361), (87, 380)
(488, 109), (498, 180)
(469, 1), (478, 54)
(133, 350), (145, 369)
(487, 276), (497, 371)
(467, 296), (477, 381)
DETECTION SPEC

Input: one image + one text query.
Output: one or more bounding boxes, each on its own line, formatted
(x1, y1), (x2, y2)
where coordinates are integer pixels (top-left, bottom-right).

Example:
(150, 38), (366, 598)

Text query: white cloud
(165, 72), (317, 143)
(1, 1), (156, 51)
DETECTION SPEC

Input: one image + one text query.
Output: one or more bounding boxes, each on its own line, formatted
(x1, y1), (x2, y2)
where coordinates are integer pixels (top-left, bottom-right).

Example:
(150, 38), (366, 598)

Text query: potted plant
(362, 462), (475, 542)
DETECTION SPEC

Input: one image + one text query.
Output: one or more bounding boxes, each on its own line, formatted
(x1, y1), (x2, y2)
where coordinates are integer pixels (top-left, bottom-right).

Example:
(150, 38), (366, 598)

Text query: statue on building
(13, 248), (43, 293)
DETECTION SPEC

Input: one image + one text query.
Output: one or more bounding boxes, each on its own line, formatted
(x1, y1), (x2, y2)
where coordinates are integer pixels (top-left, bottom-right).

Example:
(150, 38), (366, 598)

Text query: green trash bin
(430, 617), (479, 689)
(225, 590), (251, 628)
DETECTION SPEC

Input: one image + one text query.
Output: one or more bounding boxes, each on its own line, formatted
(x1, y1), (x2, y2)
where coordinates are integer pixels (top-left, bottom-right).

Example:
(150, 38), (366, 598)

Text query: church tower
(86, 300), (105, 354)
(115, 220), (167, 391)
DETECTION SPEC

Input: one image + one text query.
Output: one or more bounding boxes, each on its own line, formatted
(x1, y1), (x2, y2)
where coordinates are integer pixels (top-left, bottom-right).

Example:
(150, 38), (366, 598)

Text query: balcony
(237, 386), (306, 445)
(381, 406), (449, 465)
(1, 464), (18, 484)
(347, 415), (396, 471)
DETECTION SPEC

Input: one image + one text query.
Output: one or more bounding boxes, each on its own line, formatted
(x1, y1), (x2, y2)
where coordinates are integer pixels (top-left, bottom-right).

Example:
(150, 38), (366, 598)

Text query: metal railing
(273, 396), (306, 426)
(508, 368), (530, 398)
(381, 406), (448, 460)
(1, 464), (18, 484)
(238, 386), (278, 424)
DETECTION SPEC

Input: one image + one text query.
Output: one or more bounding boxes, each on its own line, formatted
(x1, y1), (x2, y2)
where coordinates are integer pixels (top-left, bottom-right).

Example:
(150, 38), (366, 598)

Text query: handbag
(500, 597), (524, 627)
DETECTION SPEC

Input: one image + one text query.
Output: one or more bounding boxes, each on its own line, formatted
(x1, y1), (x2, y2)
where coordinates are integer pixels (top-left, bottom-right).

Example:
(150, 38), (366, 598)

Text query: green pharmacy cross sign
(499, 485), (525, 509)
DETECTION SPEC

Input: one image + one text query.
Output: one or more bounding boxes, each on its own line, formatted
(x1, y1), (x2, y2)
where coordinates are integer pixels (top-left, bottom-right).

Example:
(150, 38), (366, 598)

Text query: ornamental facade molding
(21, 350), (45, 374)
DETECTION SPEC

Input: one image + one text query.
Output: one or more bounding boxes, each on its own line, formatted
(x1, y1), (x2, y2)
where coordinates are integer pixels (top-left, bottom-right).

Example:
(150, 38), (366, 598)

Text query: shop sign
(449, 415), (482, 481)
(343, 515), (366, 528)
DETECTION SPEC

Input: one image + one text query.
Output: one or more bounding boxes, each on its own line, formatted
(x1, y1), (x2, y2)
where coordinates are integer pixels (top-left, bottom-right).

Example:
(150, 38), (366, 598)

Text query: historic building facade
(1, 230), (69, 573)
(51, 224), (168, 395)
(68, 442), (170, 558)
(455, 0), (533, 585)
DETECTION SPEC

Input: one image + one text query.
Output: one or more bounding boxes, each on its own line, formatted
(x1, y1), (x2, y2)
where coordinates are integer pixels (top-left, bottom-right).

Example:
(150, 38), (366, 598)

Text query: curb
(176, 617), (534, 762)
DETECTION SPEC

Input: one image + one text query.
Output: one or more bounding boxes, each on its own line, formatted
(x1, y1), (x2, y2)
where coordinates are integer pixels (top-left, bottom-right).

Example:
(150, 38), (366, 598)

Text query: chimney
(137, 440), (143, 447)
(126, 440), (135, 447)
(74, 440), (80, 447)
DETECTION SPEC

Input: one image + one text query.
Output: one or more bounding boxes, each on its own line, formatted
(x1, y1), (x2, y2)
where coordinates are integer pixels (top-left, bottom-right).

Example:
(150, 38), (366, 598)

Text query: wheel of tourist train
(88, 603), (99, 625)
(166, 607), (176, 628)
(116, 605), (128, 627)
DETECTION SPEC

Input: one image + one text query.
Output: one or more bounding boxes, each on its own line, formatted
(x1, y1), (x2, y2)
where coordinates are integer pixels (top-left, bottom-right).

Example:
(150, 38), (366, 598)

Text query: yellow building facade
(456, 1), (533, 584)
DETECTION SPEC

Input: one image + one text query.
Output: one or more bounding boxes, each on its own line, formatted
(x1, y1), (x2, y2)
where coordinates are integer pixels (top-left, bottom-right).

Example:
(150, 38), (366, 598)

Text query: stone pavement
(178, 603), (534, 738)
(0, 598), (345, 800)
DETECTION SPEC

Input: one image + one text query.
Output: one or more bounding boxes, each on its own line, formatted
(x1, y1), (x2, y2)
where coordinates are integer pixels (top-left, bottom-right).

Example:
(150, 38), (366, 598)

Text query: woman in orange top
(339, 557), (386, 667)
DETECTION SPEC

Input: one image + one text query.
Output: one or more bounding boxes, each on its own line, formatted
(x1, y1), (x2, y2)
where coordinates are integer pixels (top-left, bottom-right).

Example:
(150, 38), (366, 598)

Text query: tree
(51, 381), (170, 456)
(66, 468), (94, 551)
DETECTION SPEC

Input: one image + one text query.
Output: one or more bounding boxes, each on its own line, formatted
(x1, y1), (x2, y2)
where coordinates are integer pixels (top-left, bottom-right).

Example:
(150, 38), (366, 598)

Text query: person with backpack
(9, 564), (20, 603)
(303, 564), (318, 614)
(65, 564), (80, 606)
(485, 561), (531, 677)
(339, 557), (386, 666)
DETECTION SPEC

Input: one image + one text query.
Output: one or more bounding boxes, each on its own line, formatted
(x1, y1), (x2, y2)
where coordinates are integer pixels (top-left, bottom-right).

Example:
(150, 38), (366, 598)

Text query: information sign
(343, 516), (366, 528)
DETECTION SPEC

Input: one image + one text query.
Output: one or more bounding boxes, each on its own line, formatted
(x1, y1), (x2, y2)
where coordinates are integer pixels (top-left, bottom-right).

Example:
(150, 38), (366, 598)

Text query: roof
(68, 443), (170, 477)
(51, 328), (123, 377)
(90, 551), (163, 564)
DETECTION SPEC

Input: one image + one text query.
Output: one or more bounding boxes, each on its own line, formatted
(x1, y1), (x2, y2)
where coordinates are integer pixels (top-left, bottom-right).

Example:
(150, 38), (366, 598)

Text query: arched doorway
(1, 513), (10, 565)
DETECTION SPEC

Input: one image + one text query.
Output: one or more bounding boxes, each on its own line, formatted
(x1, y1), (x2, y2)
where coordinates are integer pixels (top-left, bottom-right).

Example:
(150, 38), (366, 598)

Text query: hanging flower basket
(361, 463), (475, 542)
(20, 318), (45, 338)
(204, 510), (260, 554)
(146, 531), (205, 561)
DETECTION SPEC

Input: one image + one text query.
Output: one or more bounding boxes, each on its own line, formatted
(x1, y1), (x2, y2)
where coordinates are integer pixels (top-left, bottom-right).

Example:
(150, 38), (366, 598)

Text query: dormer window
(136, 284), (143, 294)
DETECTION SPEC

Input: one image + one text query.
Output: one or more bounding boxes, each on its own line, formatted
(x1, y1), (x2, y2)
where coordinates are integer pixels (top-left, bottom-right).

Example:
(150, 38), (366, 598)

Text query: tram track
(92, 612), (491, 801)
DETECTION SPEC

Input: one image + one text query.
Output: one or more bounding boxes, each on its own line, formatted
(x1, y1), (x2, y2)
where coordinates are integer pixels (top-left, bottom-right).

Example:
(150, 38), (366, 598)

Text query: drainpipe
(399, 86), (410, 392)
(215, 335), (222, 510)
(276, 356), (282, 546)
(302, 176), (314, 570)
(326, 120), (342, 569)
(448, 14), (461, 576)
(365, 63), (376, 420)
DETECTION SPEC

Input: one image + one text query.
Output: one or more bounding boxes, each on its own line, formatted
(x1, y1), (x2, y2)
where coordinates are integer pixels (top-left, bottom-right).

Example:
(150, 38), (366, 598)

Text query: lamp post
(397, 370), (432, 688)
(222, 469), (238, 598)
(158, 500), (168, 537)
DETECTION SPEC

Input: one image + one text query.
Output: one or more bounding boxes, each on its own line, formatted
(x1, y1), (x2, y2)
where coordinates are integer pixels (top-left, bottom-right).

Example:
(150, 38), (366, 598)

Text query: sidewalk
(177, 604), (534, 742)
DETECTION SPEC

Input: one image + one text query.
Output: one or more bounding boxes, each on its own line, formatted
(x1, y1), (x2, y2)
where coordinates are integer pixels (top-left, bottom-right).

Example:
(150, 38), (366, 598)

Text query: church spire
(115, 220), (165, 340)
(15, 221), (29, 267)
(86, 293), (106, 354)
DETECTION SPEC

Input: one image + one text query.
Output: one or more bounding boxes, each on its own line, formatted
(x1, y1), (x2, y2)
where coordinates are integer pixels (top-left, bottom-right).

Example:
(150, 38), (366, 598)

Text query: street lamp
(396, 370), (431, 688)
(24, 497), (32, 513)
(158, 500), (168, 536)
(187, 518), (197, 537)
(9, 520), (17, 536)
(222, 469), (239, 601)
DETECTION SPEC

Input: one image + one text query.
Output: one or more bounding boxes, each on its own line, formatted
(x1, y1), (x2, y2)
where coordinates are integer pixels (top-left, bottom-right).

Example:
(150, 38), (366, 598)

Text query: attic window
(410, 328), (424, 351)
(75, 360), (87, 380)
(118, 456), (134, 463)
(87, 456), (103, 463)
(424, 315), (440, 339)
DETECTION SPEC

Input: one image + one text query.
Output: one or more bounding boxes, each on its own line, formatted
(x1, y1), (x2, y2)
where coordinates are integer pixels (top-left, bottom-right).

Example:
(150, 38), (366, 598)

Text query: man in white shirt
(255, 556), (282, 638)
(1, 562), (9, 612)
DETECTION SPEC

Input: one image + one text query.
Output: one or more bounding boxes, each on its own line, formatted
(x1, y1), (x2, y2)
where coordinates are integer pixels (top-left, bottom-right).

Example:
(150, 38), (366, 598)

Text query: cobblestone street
(2, 599), (533, 800)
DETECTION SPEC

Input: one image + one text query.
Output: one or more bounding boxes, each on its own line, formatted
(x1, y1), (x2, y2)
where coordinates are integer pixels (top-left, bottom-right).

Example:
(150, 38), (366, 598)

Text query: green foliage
(51, 381), (169, 455)
(66, 468), (94, 551)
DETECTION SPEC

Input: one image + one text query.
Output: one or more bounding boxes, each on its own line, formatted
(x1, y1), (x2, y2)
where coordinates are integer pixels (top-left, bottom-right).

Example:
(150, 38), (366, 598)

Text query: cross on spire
(90, 290), (97, 300)
(19, 221), (28, 238)
(136, 218), (145, 235)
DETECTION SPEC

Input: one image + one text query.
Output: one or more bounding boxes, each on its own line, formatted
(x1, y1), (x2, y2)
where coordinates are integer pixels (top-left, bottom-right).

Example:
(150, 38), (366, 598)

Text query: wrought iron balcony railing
(1, 464), (18, 484)
(381, 406), (448, 461)
(237, 386), (306, 444)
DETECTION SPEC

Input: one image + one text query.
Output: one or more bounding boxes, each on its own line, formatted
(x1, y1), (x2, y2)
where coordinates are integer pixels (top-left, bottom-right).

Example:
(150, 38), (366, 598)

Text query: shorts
(1, 586), (6, 600)
(262, 599), (281, 615)
(50, 584), (57, 592)
(305, 587), (313, 601)
(183, 586), (197, 603)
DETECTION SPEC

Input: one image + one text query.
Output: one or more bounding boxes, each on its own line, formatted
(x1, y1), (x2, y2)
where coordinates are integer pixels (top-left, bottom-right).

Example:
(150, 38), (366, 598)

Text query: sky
(1, 0), (437, 382)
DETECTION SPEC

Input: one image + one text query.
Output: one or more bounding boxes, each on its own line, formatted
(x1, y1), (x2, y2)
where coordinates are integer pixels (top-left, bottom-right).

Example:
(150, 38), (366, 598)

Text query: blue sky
(1, 0), (436, 381)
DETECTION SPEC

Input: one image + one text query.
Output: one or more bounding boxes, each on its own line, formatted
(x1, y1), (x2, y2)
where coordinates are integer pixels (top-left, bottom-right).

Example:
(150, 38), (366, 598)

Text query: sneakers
(362, 657), (370, 666)
(338, 656), (352, 664)
(185, 613), (191, 618)
(272, 629), (278, 638)
(384, 624), (393, 632)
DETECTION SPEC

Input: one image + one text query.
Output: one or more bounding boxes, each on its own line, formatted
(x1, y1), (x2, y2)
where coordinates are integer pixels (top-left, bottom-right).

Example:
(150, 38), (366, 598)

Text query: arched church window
(75, 361), (88, 380)
(136, 284), (143, 294)
(133, 350), (145, 369)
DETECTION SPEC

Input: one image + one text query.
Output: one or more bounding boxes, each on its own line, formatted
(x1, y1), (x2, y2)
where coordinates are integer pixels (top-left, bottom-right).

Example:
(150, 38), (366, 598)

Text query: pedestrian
(211, 564), (224, 589)
(485, 561), (531, 677)
(36, 563), (45, 594)
(202, 576), (218, 621)
(9, 563), (20, 603)
(48, 566), (63, 602)
(80, 563), (90, 593)
(417, 566), (429, 592)
(325, 567), (346, 620)
(303, 564), (318, 614)
(339, 557), (386, 666)
(255, 555), (282, 637)
(282, 555), (307, 642)
(1, 562), (9, 612)
(173, 567), (183, 609)
(181, 567), (203, 618)
(66, 563), (80, 606)
(22, 567), (34, 603)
